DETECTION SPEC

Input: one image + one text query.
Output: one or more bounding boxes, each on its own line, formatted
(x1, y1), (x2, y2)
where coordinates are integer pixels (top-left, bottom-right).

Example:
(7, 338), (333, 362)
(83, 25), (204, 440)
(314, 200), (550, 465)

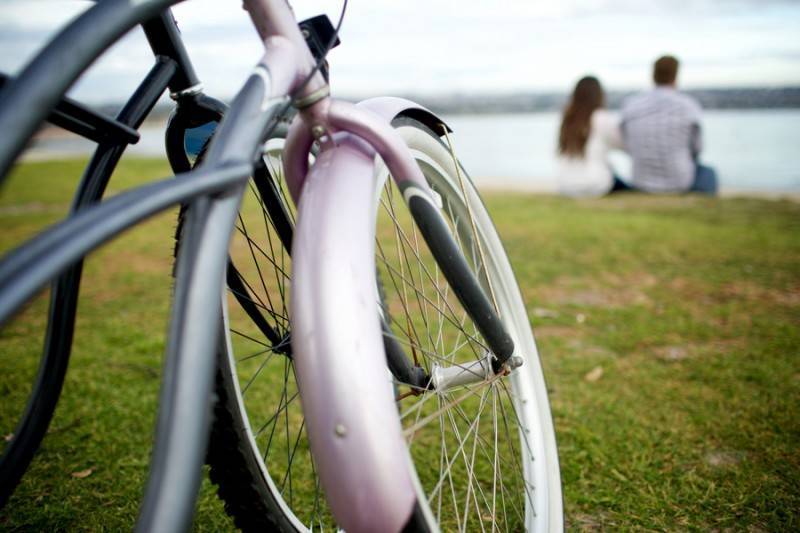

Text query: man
(621, 55), (718, 194)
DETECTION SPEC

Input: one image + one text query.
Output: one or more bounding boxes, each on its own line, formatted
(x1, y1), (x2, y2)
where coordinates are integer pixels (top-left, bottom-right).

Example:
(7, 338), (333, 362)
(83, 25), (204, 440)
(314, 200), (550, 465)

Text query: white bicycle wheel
(371, 116), (563, 532)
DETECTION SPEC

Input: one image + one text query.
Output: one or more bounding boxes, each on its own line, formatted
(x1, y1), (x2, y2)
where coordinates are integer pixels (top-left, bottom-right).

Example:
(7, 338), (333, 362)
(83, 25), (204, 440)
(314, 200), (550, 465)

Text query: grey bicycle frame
(0, 0), (514, 530)
(0, 1), (286, 529)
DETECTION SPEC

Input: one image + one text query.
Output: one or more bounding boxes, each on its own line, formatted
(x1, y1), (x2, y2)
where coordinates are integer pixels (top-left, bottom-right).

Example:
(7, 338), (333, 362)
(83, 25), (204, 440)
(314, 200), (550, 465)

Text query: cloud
(0, 1), (89, 31)
(0, 0), (798, 103)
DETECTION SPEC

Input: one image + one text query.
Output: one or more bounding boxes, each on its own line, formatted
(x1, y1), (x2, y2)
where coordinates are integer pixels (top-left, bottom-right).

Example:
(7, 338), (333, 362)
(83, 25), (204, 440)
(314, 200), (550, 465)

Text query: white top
(555, 109), (623, 197)
(621, 87), (703, 192)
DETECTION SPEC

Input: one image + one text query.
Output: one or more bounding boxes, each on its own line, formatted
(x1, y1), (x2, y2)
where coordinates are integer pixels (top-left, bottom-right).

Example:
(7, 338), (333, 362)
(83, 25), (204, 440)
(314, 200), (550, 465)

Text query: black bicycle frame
(0, 56), (176, 509)
(0, 73), (141, 145)
(0, 63), (284, 533)
(0, 0), (180, 184)
(0, 6), (212, 509)
(0, 1), (286, 530)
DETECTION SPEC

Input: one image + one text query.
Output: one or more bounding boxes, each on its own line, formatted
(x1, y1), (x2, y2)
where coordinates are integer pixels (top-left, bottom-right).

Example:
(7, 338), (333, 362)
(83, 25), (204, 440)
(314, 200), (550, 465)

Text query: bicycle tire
(1, 3), (289, 526)
(0, 66), (176, 510)
(0, 0), (220, 508)
(200, 119), (369, 530)
(171, 119), (304, 532)
(206, 115), (562, 531)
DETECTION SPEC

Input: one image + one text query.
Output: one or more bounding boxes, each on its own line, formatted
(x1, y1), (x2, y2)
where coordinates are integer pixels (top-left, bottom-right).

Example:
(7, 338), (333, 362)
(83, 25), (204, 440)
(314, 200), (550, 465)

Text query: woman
(556, 76), (625, 197)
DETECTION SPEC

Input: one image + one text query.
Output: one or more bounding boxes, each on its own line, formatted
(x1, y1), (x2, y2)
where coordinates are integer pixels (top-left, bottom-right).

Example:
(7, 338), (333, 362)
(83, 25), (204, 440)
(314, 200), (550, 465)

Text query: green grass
(1, 158), (799, 530)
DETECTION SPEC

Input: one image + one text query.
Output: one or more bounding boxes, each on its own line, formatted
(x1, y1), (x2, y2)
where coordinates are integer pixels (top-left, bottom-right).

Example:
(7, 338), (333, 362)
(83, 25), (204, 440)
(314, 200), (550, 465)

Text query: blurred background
(2, 0), (799, 193)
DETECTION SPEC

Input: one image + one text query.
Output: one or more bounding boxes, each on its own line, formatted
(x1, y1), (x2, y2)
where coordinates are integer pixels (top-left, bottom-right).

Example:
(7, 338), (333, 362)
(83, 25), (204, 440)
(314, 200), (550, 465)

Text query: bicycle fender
(283, 97), (449, 206)
(290, 132), (417, 532)
(356, 96), (451, 134)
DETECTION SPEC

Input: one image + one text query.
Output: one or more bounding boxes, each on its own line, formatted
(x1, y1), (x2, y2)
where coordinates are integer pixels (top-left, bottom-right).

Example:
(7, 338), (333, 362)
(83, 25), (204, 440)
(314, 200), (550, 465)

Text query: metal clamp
(169, 83), (204, 101)
(292, 85), (330, 109)
(430, 353), (524, 392)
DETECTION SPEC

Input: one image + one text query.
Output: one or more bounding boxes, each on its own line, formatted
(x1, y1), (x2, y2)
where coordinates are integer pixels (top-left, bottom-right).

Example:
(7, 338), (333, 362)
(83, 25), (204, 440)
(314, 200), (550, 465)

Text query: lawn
(1, 157), (798, 531)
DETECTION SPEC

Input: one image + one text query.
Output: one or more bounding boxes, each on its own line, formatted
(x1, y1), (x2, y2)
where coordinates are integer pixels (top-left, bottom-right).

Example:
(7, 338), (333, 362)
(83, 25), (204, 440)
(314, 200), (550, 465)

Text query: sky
(1, 0), (799, 104)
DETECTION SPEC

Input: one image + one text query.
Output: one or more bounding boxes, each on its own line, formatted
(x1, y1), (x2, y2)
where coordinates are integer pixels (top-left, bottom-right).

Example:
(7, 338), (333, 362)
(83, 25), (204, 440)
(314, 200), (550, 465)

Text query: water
(29, 109), (800, 193)
(443, 109), (800, 193)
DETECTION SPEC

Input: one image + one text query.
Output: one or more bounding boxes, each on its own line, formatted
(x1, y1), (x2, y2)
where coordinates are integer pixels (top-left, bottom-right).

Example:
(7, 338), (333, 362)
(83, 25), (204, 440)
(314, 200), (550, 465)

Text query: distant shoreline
(470, 177), (800, 200)
(410, 87), (800, 116)
(60, 87), (800, 121)
(15, 153), (800, 202)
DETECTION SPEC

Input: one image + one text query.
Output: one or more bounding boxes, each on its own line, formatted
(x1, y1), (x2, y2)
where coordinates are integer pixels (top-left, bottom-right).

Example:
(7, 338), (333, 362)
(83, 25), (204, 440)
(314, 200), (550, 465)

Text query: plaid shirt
(621, 87), (703, 192)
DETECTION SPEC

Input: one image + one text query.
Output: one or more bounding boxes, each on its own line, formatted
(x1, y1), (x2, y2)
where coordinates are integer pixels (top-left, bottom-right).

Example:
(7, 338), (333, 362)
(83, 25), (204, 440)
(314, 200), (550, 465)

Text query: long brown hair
(558, 76), (605, 157)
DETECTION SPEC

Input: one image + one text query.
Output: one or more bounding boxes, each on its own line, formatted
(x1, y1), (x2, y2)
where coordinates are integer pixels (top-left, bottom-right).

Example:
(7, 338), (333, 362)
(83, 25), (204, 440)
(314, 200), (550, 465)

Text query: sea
(443, 109), (800, 194)
(28, 109), (800, 194)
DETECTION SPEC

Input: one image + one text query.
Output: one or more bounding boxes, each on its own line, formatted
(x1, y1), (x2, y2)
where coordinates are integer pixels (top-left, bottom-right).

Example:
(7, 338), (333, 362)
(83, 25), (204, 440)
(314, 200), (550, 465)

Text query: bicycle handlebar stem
(243, 0), (329, 103)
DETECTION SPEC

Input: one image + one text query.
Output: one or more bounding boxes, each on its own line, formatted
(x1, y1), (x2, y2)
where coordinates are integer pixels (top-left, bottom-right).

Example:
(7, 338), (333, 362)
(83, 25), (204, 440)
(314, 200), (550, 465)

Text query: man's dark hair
(653, 55), (679, 86)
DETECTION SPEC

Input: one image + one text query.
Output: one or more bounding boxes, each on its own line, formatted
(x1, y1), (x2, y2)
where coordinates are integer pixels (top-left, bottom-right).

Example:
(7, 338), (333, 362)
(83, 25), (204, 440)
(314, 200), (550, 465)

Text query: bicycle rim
(0, 74), (171, 511)
(373, 117), (563, 532)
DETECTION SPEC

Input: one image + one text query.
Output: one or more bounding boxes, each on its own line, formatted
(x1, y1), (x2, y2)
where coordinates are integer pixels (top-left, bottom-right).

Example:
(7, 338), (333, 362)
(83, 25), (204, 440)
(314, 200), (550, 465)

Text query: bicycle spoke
(234, 221), (292, 283)
(236, 215), (286, 333)
(491, 387), (499, 531)
(426, 385), (491, 502)
(254, 390), (299, 438)
(380, 195), (473, 325)
(448, 395), (520, 528)
(262, 365), (289, 463)
(228, 273), (289, 328)
(497, 380), (537, 516)
(384, 331), (488, 381)
(281, 417), (305, 506)
(436, 384), (489, 532)
(383, 187), (433, 360)
(453, 386), (533, 523)
(376, 253), (487, 366)
(231, 328), (272, 348)
(283, 357), (292, 505)
(310, 454), (324, 530)
(249, 180), (291, 325)
(438, 396), (463, 532)
(237, 339), (290, 362)
(377, 255), (491, 356)
(241, 350), (278, 396)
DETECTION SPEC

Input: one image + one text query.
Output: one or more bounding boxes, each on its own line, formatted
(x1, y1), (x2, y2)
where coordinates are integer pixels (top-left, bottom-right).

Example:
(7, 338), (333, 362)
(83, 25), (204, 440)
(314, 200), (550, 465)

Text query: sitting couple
(557, 55), (718, 197)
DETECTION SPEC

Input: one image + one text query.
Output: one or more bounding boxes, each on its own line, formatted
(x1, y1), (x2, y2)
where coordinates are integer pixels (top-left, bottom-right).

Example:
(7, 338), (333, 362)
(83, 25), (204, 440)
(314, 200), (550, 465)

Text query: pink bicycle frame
(243, 1), (447, 530)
